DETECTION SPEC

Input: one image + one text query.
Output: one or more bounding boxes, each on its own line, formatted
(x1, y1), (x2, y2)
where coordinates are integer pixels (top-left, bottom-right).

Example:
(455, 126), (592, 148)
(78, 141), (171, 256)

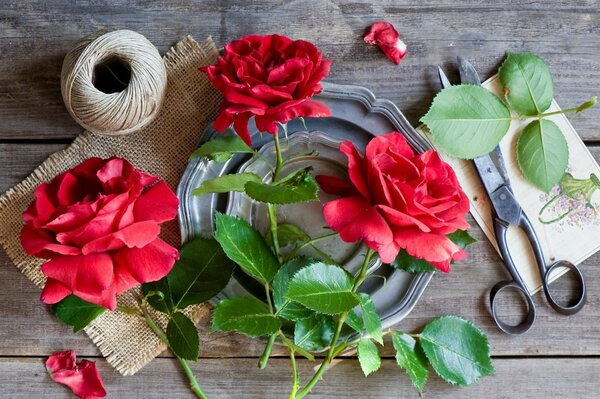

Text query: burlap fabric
(0, 36), (221, 375)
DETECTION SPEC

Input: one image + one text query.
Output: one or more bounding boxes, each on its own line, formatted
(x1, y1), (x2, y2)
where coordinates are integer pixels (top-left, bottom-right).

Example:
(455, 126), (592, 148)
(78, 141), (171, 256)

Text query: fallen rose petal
(46, 350), (106, 399)
(364, 21), (407, 64)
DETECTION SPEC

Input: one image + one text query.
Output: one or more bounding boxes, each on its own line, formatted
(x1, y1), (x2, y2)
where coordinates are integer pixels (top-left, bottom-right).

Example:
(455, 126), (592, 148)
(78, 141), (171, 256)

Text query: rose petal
(133, 181), (179, 224)
(364, 21), (407, 64)
(113, 238), (178, 285)
(340, 141), (370, 200)
(20, 224), (81, 258)
(393, 228), (463, 264)
(41, 254), (114, 297)
(81, 221), (161, 255)
(40, 278), (72, 305)
(315, 175), (354, 196)
(47, 351), (106, 399)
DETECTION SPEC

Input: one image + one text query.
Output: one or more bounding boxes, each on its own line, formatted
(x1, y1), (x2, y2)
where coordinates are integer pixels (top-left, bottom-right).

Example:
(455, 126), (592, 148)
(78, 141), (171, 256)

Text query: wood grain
(1, 0), (599, 140)
(2, 356), (598, 398)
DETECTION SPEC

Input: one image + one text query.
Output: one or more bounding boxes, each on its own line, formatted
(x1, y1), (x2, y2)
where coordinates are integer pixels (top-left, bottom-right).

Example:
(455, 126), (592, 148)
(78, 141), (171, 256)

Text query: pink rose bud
(364, 21), (407, 65)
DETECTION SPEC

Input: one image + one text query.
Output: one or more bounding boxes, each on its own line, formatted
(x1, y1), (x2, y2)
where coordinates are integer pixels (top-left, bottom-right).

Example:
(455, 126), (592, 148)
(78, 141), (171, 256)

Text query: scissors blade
(437, 66), (452, 89)
(458, 57), (513, 188)
(472, 154), (505, 196)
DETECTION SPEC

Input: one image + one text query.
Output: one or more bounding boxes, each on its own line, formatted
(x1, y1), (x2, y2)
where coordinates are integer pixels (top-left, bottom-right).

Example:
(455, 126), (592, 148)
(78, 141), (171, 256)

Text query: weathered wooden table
(2, 1), (599, 397)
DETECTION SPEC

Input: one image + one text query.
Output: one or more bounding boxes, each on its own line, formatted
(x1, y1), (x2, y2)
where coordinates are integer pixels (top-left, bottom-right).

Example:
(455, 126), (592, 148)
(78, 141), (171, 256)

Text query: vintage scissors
(437, 58), (587, 334)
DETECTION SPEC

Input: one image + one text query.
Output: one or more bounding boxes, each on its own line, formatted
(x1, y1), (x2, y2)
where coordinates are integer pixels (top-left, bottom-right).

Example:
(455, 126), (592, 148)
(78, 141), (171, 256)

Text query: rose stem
(288, 349), (300, 399)
(295, 249), (375, 399)
(140, 303), (208, 399)
(285, 232), (339, 260)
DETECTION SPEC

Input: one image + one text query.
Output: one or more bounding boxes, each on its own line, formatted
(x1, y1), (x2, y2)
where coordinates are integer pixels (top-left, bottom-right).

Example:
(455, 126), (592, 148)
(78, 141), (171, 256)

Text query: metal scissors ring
(438, 58), (587, 335)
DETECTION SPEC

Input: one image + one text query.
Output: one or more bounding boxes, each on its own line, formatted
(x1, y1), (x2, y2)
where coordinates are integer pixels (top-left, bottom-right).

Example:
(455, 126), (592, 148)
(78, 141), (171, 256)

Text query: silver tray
(177, 82), (433, 330)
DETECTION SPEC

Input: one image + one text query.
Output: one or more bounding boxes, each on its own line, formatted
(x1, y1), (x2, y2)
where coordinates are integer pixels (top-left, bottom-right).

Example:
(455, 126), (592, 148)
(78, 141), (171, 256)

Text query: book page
(417, 75), (600, 293)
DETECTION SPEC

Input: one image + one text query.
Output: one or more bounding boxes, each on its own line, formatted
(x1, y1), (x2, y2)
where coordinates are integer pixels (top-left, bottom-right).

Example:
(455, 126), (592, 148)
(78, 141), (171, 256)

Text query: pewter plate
(177, 82), (433, 330)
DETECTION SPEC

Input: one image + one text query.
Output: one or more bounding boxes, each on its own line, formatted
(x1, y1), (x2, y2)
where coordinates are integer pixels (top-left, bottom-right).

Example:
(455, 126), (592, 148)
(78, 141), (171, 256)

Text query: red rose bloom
(317, 132), (470, 272)
(20, 157), (180, 310)
(46, 350), (106, 399)
(364, 21), (407, 65)
(201, 34), (332, 145)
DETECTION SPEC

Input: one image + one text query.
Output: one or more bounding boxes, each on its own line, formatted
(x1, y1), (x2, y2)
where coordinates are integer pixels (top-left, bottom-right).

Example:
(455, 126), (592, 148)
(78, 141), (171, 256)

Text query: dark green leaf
(294, 314), (335, 351)
(447, 230), (477, 249)
(499, 52), (553, 115)
(391, 249), (436, 273)
(358, 293), (383, 345)
(357, 339), (381, 376)
(212, 297), (281, 337)
(345, 310), (365, 333)
(421, 85), (511, 159)
(189, 135), (254, 163)
(516, 119), (568, 192)
(266, 223), (311, 247)
(392, 332), (429, 392)
(419, 316), (494, 386)
(214, 213), (279, 284)
(286, 262), (359, 315)
(169, 238), (236, 309)
(167, 312), (199, 361)
(141, 277), (174, 314)
(273, 257), (314, 321)
(192, 173), (262, 196)
(245, 167), (319, 204)
(52, 295), (106, 333)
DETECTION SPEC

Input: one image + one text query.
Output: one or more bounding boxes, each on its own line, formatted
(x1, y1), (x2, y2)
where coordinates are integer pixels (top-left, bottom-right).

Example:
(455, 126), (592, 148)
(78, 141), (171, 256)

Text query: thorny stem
(140, 302), (208, 399)
(267, 131), (285, 261)
(295, 249), (375, 399)
(288, 350), (300, 399)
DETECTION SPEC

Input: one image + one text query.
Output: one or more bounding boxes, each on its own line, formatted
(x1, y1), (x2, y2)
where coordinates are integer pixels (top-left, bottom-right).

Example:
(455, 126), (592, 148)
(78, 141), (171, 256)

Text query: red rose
(201, 34), (332, 145)
(317, 132), (470, 272)
(46, 350), (106, 399)
(20, 157), (179, 310)
(364, 21), (407, 65)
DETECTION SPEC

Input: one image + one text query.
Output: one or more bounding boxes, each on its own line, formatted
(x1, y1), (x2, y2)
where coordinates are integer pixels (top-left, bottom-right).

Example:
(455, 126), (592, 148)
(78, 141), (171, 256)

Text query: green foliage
(245, 167), (319, 204)
(272, 257), (314, 321)
(357, 339), (381, 377)
(516, 119), (568, 192)
(51, 295), (106, 333)
(167, 312), (200, 361)
(392, 332), (429, 392)
(499, 52), (553, 115)
(266, 223), (310, 247)
(294, 314), (335, 351)
(212, 297), (282, 337)
(421, 85), (511, 159)
(419, 316), (495, 386)
(286, 262), (359, 315)
(344, 310), (365, 333)
(192, 173), (262, 196)
(358, 293), (383, 345)
(447, 229), (477, 249)
(189, 135), (254, 163)
(214, 213), (279, 284)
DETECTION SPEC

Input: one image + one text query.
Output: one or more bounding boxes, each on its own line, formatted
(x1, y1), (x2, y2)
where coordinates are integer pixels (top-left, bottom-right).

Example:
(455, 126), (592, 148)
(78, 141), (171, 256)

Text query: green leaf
(52, 295), (106, 333)
(419, 316), (494, 386)
(499, 52), (553, 115)
(212, 297), (282, 337)
(214, 213), (279, 284)
(357, 339), (381, 376)
(358, 293), (383, 345)
(391, 249), (437, 273)
(273, 257), (314, 321)
(516, 119), (568, 192)
(192, 173), (262, 196)
(294, 314), (335, 351)
(245, 167), (319, 204)
(166, 312), (199, 361)
(286, 262), (359, 315)
(345, 310), (365, 333)
(421, 85), (511, 159)
(447, 230), (476, 249)
(266, 223), (310, 247)
(392, 332), (429, 392)
(169, 238), (236, 309)
(141, 277), (174, 314)
(189, 135), (254, 163)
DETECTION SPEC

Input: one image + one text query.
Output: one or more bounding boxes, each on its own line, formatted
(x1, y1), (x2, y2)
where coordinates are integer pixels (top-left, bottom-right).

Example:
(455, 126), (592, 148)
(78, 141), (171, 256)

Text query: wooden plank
(0, 356), (598, 398)
(1, 143), (600, 357)
(1, 1), (599, 139)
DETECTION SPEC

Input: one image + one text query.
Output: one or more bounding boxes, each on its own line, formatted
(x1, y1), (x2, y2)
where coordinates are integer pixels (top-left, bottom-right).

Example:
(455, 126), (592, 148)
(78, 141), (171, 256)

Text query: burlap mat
(0, 36), (221, 375)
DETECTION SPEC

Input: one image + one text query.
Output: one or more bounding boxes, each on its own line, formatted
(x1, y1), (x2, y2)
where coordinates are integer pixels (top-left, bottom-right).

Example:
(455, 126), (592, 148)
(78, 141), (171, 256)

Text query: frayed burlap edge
(0, 36), (221, 375)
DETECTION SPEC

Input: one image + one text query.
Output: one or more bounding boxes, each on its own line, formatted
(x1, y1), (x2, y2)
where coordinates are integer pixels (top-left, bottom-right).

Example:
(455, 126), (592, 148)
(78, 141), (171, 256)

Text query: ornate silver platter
(177, 82), (433, 329)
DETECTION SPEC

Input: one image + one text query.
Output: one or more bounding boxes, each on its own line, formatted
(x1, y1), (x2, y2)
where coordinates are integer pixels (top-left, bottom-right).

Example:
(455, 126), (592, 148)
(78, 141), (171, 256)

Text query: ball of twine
(61, 29), (167, 136)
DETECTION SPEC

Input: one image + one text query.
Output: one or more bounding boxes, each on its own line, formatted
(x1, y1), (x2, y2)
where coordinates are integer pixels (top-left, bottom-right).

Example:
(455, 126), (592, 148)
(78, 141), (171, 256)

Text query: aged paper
(418, 75), (600, 293)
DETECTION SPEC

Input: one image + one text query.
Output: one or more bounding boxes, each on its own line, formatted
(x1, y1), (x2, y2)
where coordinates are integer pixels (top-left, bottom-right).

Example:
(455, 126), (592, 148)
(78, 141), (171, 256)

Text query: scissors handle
(490, 218), (536, 334)
(518, 212), (587, 315)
